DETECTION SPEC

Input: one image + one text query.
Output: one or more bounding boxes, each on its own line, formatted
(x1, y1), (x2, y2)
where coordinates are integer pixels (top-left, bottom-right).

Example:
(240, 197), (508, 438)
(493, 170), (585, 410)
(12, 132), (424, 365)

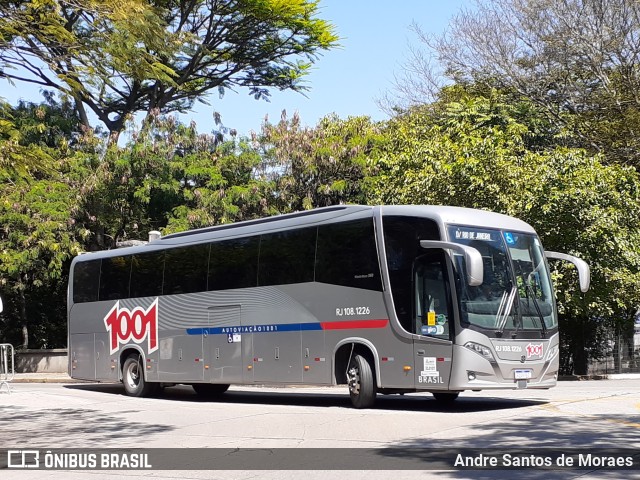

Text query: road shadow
(379, 413), (640, 479)
(64, 383), (546, 414)
(0, 403), (173, 448)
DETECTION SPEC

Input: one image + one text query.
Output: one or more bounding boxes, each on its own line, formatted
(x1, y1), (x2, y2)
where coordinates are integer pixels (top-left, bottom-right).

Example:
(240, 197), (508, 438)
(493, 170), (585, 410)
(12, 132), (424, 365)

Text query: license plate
(515, 369), (532, 380)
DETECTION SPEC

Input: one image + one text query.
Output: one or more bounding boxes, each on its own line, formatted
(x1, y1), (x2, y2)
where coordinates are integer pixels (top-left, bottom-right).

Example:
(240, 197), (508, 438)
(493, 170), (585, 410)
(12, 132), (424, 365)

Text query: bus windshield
(448, 226), (557, 333)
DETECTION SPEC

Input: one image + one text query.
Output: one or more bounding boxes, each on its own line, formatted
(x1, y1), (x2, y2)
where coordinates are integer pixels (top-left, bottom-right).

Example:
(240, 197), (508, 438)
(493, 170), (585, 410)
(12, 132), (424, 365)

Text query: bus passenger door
(206, 305), (245, 384)
(412, 252), (454, 389)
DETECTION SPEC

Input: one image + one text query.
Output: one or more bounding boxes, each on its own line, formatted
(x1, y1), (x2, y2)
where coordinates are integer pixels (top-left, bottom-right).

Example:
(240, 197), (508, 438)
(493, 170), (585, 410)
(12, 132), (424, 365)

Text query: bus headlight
(464, 342), (496, 362)
(546, 344), (559, 361)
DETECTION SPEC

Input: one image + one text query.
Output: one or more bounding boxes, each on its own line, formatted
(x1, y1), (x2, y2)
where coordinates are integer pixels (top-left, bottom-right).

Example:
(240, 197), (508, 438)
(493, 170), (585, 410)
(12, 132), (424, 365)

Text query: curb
(558, 375), (608, 381)
(10, 375), (91, 384)
(11, 379), (87, 384)
(559, 373), (640, 381)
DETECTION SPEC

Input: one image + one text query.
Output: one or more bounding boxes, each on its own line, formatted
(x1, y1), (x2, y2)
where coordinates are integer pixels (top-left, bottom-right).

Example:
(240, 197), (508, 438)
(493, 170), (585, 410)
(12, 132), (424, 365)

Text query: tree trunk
(19, 288), (28, 349)
(573, 339), (588, 375)
(613, 331), (622, 374)
(74, 96), (91, 132)
(108, 129), (121, 147)
(572, 316), (589, 375)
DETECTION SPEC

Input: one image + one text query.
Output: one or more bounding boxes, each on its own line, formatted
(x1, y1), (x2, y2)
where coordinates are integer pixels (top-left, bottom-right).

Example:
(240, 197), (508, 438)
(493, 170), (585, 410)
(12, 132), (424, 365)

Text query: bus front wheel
(122, 354), (156, 397)
(347, 354), (376, 409)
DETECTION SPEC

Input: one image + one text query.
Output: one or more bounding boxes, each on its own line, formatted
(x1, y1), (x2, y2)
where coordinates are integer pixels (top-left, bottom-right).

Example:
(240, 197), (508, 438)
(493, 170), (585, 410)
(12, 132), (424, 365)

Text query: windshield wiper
(525, 280), (547, 338)
(496, 286), (517, 336)
(511, 302), (523, 339)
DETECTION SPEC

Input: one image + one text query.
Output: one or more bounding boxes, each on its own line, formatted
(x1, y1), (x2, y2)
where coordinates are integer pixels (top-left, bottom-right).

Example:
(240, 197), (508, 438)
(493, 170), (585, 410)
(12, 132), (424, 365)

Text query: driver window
(413, 253), (452, 340)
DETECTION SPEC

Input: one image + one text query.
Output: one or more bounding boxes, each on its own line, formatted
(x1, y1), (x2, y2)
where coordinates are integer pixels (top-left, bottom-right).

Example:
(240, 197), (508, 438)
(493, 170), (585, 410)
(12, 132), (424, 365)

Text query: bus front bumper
(446, 344), (559, 391)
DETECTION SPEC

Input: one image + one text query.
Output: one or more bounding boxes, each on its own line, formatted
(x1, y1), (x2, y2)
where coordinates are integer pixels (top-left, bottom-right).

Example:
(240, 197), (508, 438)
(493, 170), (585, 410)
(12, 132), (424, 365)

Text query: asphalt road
(1, 379), (639, 480)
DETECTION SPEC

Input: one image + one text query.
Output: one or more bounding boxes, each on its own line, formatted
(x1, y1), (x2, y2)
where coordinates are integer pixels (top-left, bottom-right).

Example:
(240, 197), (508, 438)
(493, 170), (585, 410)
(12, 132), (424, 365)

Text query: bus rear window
(130, 251), (165, 298)
(99, 256), (132, 301)
(72, 259), (101, 303)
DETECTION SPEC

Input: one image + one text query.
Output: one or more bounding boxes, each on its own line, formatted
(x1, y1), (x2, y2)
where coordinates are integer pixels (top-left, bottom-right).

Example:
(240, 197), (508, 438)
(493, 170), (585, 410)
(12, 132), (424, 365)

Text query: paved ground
(0, 378), (639, 479)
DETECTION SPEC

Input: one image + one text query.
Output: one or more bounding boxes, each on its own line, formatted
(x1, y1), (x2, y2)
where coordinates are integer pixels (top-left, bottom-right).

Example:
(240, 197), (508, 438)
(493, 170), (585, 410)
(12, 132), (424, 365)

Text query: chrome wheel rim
(347, 365), (360, 396)
(125, 361), (140, 390)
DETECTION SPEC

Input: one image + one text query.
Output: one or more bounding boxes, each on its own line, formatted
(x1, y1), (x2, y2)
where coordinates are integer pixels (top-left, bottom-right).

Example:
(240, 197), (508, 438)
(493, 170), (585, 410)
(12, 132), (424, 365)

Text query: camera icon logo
(7, 450), (40, 468)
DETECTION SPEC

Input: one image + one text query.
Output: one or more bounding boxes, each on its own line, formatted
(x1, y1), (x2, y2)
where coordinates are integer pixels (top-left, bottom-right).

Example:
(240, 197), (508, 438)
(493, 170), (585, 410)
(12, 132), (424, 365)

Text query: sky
(0, 0), (470, 137)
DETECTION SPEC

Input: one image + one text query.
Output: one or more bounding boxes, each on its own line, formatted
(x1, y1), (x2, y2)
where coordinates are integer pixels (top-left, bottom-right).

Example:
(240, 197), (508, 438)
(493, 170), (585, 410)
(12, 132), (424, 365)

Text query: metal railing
(588, 330), (640, 376)
(589, 351), (640, 376)
(0, 343), (15, 394)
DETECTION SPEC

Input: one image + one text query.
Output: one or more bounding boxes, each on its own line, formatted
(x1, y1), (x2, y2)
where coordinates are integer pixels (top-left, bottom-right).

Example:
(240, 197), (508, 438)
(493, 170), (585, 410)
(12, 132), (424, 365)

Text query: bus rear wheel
(347, 354), (376, 409)
(192, 383), (230, 397)
(122, 354), (156, 397)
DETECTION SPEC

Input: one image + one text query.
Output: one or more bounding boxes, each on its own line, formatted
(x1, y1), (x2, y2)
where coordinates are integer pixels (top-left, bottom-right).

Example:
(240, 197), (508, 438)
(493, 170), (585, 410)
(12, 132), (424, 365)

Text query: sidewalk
(559, 373), (640, 381)
(9, 372), (89, 383)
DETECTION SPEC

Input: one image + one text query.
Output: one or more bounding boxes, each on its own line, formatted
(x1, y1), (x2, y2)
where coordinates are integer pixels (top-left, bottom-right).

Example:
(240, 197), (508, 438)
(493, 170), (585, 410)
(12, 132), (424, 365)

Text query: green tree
(390, 0), (640, 166)
(259, 112), (383, 212)
(0, 100), (87, 348)
(76, 110), (385, 260)
(0, 0), (338, 140)
(372, 88), (640, 374)
(9, 91), (85, 148)
(0, 98), (278, 347)
(78, 113), (276, 249)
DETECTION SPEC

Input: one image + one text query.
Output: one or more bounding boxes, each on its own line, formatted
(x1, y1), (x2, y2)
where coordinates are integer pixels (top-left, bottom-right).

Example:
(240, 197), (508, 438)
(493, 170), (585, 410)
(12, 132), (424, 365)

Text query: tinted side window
(72, 259), (101, 303)
(209, 237), (259, 291)
(163, 244), (210, 295)
(316, 219), (382, 291)
(99, 256), (132, 301)
(130, 251), (165, 298)
(383, 216), (441, 333)
(258, 228), (316, 286)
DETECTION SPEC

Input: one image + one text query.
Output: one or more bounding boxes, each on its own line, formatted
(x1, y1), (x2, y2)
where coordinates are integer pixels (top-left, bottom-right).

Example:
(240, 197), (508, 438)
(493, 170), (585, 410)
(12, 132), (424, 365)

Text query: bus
(67, 205), (589, 408)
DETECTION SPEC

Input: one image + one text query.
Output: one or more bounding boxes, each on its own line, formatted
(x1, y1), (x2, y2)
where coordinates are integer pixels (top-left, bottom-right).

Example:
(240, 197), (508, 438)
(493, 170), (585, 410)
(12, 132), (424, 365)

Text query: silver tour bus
(67, 205), (589, 408)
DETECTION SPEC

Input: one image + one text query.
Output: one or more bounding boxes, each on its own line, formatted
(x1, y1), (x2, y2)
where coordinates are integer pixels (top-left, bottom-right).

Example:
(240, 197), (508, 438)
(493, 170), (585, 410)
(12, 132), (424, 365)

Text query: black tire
(347, 354), (376, 409)
(122, 354), (157, 397)
(432, 392), (459, 405)
(192, 383), (230, 397)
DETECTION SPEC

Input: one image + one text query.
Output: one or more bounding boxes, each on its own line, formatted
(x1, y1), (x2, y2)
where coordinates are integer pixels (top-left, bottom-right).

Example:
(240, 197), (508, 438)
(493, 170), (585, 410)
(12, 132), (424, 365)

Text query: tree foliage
(0, 99), (86, 348)
(392, 0), (640, 166)
(9, 92), (84, 148)
(259, 112), (383, 211)
(0, 0), (338, 138)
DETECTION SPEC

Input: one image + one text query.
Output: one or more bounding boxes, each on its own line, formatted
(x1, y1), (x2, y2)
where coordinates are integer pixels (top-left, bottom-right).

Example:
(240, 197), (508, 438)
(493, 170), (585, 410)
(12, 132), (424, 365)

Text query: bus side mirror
(420, 240), (484, 286)
(545, 251), (590, 292)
